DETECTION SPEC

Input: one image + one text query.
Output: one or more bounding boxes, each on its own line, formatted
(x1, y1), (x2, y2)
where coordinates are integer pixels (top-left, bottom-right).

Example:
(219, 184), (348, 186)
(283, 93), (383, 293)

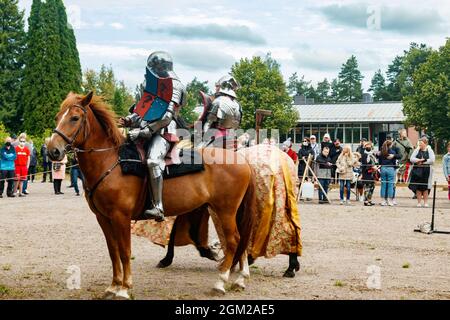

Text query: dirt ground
(0, 177), (449, 300)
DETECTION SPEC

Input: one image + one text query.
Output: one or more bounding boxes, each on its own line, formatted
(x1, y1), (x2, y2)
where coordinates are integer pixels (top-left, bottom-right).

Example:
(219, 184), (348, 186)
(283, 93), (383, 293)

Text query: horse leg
(192, 209), (220, 261)
(96, 214), (122, 299)
(283, 253), (300, 278)
(212, 210), (240, 294)
(111, 213), (132, 299)
(232, 250), (250, 290)
(157, 217), (178, 268)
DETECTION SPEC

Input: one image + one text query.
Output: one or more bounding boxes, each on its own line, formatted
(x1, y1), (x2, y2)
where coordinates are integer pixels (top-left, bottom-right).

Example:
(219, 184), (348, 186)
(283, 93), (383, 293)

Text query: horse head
(48, 91), (93, 161)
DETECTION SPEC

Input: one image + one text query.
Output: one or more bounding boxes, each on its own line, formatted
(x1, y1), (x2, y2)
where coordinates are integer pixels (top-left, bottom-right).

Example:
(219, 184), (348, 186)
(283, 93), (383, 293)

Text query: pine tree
(54, 0), (81, 96)
(21, 0), (81, 135)
(22, 0), (61, 135)
(369, 69), (388, 101)
(0, 0), (26, 130)
(330, 78), (341, 102)
(385, 56), (403, 101)
(287, 72), (310, 97)
(316, 78), (331, 103)
(336, 55), (363, 102)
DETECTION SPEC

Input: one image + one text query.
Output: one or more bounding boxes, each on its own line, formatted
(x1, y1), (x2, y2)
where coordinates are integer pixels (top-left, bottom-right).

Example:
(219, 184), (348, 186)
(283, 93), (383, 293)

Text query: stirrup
(143, 207), (165, 222)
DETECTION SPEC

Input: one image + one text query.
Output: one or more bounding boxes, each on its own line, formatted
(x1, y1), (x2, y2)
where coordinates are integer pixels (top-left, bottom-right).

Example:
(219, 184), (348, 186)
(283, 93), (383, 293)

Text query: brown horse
(47, 92), (256, 299)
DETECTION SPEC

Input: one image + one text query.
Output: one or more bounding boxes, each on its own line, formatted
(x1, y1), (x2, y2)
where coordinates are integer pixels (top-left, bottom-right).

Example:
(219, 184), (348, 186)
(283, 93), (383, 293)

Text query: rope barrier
(298, 158), (437, 186)
(0, 165), (79, 183)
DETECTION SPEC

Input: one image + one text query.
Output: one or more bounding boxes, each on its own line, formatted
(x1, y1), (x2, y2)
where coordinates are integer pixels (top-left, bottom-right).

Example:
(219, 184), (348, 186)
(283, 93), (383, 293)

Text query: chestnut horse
(47, 92), (256, 299)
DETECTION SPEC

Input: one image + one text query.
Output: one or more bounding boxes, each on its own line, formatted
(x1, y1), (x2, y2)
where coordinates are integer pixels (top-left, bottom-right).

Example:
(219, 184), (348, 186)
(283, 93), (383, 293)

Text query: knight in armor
(199, 75), (242, 149)
(119, 51), (187, 221)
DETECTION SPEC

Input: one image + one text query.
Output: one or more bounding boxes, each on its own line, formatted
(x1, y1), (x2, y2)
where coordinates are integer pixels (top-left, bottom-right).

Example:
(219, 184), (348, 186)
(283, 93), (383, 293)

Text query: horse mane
(62, 92), (125, 147)
(87, 96), (124, 146)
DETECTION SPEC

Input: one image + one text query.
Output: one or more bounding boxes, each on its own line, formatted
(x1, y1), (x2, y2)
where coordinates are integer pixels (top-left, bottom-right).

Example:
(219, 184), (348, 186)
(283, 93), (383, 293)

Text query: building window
(344, 125), (352, 143)
(335, 124), (344, 142)
(353, 125), (361, 143)
(362, 127), (369, 141)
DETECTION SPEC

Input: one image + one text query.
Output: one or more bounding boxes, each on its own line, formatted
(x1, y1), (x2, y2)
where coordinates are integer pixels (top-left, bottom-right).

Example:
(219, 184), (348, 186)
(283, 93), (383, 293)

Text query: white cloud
(110, 22), (125, 30)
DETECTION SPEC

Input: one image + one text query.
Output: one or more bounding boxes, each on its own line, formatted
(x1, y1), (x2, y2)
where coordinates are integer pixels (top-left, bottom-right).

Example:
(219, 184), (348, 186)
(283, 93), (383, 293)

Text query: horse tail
(232, 165), (257, 268)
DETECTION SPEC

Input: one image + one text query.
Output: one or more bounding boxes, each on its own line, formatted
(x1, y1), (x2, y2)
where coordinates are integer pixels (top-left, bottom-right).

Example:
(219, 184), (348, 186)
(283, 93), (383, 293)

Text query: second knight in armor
(199, 75), (242, 149)
(119, 51), (187, 221)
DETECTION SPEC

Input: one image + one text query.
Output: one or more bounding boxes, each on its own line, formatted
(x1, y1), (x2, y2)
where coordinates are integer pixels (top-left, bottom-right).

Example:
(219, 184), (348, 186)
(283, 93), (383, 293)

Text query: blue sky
(18, 0), (450, 93)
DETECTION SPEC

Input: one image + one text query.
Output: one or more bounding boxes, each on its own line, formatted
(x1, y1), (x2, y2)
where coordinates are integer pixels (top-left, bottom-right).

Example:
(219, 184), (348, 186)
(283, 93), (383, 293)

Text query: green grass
(2, 264), (11, 271)
(402, 263), (410, 269)
(0, 285), (10, 296)
(334, 280), (345, 287)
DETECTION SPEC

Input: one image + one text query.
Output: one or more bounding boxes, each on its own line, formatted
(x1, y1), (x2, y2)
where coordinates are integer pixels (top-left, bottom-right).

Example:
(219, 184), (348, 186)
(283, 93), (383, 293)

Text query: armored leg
(144, 135), (170, 222)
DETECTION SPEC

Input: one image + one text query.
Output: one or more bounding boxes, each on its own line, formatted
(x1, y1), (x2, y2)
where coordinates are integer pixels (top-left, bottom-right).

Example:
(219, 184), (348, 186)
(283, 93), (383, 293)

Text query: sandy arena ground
(0, 175), (449, 300)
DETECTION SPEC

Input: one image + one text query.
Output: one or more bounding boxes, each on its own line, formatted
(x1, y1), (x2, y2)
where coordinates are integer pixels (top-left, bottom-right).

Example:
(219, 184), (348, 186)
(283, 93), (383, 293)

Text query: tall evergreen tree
(369, 69), (388, 101)
(0, 0), (26, 130)
(316, 78), (331, 103)
(21, 0), (81, 135)
(54, 0), (81, 96)
(330, 78), (341, 102)
(336, 55), (363, 102)
(385, 55), (403, 101)
(22, 0), (61, 135)
(287, 72), (310, 97)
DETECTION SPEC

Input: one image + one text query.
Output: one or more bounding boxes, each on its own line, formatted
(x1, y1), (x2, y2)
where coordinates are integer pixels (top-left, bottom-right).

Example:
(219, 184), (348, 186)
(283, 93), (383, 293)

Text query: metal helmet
(216, 75), (240, 98)
(146, 51), (173, 78)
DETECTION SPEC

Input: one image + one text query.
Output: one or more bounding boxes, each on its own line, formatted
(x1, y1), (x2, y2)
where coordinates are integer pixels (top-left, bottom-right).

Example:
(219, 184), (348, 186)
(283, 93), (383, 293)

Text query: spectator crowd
(0, 134), (83, 198)
(282, 128), (447, 207)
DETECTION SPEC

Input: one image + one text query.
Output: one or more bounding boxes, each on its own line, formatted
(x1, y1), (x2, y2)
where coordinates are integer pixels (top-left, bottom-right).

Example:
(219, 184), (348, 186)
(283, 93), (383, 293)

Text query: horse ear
(81, 91), (94, 107)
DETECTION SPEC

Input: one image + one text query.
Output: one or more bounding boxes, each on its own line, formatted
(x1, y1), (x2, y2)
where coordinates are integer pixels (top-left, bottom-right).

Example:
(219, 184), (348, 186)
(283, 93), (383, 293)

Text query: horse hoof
(212, 287), (226, 296)
(212, 282), (226, 295)
(231, 280), (246, 291)
(114, 288), (131, 300)
(283, 270), (296, 278)
(102, 291), (116, 300)
(156, 259), (172, 268)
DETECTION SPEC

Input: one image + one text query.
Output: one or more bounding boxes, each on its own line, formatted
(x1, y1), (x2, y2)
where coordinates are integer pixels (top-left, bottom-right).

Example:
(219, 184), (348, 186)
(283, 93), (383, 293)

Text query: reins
(52, 102), (121, 217)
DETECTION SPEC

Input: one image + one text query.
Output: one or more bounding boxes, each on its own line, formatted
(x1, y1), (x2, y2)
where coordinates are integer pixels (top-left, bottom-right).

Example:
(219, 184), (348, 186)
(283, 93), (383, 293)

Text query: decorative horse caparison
(47, 92), (257, 299)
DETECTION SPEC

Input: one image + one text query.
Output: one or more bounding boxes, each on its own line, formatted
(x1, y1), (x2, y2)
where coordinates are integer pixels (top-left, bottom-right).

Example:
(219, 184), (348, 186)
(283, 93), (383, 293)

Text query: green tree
(21, 0), (81, 135)
(0, 0), (26, 130)
(336, 55), (363, 102)
(182, 77), (210, 124)
(316, 78), (331, 103)
(112, 81), (134, 116)
(82, 65), (134, 116)
(231, 55), (297, 133)
(54, 0), (81, 96)
(403, 39), (450, 142)
(369, 69), (388, 101)
(287, 72), (310, 97)
(330, 78), (341, 102)
(22, 0), (61, 135)
(398, 43), (432, 97)
(385, 56), (403, 101)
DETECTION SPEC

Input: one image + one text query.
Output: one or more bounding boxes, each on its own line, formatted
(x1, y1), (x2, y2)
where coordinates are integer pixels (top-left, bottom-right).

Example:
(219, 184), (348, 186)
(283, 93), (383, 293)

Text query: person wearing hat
(309, 135), (320, 160)
(321, 133), (333, 152)
(282, 138), (298, 165)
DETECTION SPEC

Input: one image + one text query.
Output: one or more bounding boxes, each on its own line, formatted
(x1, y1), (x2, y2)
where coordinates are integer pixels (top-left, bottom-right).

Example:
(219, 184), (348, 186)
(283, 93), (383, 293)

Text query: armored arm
(203, 100), (219, 133)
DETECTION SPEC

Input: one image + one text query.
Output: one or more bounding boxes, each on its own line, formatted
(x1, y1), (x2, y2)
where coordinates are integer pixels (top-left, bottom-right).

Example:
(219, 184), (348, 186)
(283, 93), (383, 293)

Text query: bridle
(52, 101), (121, 217)
(52, 103), (117, 154)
